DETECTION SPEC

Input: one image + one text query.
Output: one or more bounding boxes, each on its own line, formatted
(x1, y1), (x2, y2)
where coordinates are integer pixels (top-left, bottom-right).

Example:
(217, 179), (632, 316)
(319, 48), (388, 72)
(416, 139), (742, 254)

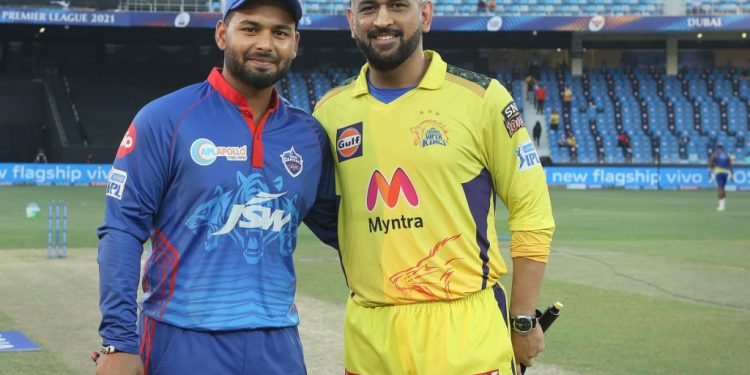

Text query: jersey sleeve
(96, 104), (171, 353)
(302, 121), (339, 250)
(482, 81), (555, 253)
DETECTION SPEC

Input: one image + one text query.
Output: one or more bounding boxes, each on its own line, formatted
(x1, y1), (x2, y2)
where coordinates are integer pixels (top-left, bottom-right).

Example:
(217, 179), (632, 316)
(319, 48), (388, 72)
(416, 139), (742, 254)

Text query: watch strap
(100, 345), (117, 354)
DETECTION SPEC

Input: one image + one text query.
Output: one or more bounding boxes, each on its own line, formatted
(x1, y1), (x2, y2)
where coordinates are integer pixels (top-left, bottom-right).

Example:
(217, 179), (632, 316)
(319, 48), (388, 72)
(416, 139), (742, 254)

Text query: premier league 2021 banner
(0, 163), (111, 186)
(1, 7), (749, 32)
(546, 166), (750, 190)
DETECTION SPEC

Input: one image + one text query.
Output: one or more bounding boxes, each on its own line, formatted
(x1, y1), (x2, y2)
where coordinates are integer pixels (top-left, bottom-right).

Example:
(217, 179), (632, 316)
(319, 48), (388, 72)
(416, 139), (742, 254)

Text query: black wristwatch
(510, 314), (537, 336)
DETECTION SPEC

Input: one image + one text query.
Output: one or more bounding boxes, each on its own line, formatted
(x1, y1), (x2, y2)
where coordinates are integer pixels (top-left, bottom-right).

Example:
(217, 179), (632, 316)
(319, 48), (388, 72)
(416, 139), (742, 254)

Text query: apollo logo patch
(336, 123), (363, 162)
(189, 138), (247, 166)
(502, 102), (524, 138)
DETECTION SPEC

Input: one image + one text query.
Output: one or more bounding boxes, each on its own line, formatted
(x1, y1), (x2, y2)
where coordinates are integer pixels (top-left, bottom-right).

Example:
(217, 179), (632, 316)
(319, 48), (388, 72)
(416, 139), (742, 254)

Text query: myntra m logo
(366, 168), (419, 211)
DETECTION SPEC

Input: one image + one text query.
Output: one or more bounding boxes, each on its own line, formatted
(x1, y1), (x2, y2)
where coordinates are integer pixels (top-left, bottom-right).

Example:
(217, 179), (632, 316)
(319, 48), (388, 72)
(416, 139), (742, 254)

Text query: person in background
(34, 148), (48, 163)
(549, 109), (559, 132)
(476, 0), (486, 12)
(562, 85), (572, 109)
(533, 121), (542, 146)
(535, 84), (546, 114)
(94, 0), (337, 373)
(487, 0), (496, 12)
(525, 75), (536, 101)
(566, 132), (577, 148)
(708, 144), (733, 212)
(617, 132), (631, 162)
(313, 0), (555, 373)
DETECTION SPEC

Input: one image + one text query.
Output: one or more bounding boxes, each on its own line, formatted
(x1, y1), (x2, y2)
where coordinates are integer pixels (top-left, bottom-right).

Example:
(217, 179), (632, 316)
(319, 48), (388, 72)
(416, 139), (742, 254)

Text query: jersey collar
(351, 50), (447, 97)
(208, 68), (280, 114)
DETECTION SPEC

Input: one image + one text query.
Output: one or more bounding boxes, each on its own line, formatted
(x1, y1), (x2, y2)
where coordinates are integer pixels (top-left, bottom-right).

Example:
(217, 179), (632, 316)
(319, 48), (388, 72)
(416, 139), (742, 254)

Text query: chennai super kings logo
(389, 234), (463, 300)
(410, 120), (449, 148)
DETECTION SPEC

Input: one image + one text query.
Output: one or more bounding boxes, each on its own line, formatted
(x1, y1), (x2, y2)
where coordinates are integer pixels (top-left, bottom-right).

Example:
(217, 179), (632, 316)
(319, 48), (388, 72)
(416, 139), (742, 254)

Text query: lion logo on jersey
(389, 234), (463, 300)
(185, 171), (299, 264)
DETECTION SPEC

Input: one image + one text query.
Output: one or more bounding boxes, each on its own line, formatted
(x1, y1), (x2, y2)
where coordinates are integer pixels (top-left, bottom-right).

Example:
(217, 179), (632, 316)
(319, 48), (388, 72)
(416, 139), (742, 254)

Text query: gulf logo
(336, 123), (363, 162)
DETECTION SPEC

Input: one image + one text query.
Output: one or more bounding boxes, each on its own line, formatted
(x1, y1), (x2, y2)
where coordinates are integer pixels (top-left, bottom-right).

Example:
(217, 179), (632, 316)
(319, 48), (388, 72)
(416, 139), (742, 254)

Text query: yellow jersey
(314, 51), (554, 307)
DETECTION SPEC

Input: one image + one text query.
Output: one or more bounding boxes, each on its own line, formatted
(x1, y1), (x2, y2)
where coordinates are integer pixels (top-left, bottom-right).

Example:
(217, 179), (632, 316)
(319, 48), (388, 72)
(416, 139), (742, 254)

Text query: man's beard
(355, 26), (422, 72)
(225, 48), (291, 90)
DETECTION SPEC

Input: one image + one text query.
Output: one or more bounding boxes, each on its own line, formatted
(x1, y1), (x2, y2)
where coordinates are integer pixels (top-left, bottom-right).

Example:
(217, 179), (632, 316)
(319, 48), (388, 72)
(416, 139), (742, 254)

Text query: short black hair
(223, 3), (299, 28)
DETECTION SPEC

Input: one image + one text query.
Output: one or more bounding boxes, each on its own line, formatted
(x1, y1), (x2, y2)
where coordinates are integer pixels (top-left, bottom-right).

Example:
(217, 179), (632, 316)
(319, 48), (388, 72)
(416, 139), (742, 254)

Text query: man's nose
(372, 6), (394, 29)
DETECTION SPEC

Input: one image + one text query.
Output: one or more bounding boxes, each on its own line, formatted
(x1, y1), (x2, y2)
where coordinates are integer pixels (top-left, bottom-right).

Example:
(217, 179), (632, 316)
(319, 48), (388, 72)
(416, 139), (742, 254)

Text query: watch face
(514, 318), (532, 332)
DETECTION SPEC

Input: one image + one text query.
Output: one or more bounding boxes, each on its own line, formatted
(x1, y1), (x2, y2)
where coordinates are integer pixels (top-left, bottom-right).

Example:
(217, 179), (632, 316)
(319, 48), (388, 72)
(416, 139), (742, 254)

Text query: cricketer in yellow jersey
(313, 0), (555, 373)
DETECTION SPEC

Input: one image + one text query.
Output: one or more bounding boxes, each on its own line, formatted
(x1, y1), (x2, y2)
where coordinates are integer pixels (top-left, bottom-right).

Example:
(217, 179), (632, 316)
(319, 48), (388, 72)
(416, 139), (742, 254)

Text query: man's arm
(482, 81), (555, 369)
(509, 229), (552, 368)
(96, 111), (169, 373)
(97, 229), (145, 354)
(510, 257), (546, 367)
(302, 119), (339, 249)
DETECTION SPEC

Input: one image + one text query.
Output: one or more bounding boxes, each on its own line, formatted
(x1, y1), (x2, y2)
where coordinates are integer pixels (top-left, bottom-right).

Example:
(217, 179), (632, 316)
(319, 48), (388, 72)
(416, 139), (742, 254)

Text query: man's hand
(512, 324), (545, 369)
(94, 352), (144, 375)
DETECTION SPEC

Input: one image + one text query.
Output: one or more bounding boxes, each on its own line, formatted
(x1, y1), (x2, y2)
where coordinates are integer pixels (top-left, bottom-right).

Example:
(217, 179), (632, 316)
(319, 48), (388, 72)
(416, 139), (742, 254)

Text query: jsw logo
(212, 192), (292, 235)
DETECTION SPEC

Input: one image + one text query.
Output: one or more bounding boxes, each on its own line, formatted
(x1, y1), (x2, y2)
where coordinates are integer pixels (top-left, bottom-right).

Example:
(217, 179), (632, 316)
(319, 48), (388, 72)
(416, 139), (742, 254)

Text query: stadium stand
(0, 0), (669, 16)
(539, 64), (749, 164)
(7, 0), (750, 16)
(0, 0), (116, 10)
(687, 0), (750, 15)
(431, 0), (666, 16)
(276, 62), (748, 165)
(0, 78), (46, 162)
(1, 1), (748, 164)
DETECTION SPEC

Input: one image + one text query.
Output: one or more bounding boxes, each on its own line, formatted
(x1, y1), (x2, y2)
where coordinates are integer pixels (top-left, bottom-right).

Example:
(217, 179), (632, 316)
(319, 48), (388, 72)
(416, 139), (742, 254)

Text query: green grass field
(0, 187), (748, 374)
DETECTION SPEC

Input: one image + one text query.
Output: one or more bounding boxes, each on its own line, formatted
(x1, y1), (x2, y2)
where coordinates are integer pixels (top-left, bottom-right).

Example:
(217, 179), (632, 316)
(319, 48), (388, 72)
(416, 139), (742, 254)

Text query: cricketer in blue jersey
(95, 0), (338, 373)
(709, 144), (734, 212)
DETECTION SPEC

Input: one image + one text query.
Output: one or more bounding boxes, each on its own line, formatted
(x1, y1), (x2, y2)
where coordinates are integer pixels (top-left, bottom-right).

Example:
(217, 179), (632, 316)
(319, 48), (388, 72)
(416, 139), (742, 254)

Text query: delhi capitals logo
(280, 147), (303, 177)
(185, 172), (299, 264)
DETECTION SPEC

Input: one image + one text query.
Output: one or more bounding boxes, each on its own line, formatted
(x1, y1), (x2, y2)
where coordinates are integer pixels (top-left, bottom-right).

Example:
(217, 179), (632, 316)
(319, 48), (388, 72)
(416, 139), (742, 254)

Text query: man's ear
(215, 20), (228, 51)
(421, 0), (434, 33)
(293, 31), (300, 59)
(346, 8), (355, 39)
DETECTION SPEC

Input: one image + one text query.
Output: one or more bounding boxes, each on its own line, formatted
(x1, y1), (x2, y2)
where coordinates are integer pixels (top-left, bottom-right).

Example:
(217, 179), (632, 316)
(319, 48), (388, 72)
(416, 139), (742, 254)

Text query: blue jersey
(714, 149), (731, 174)
(97, 68), (338, 354)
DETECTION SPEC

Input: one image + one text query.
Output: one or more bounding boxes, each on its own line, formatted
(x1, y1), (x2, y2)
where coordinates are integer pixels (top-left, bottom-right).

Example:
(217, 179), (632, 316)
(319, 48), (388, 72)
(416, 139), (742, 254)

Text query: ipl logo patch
(411, 120), (449, 148)
(280, 147), (303, 177)
(106, 168), (128, 200)
(515, 141), (540, 171)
